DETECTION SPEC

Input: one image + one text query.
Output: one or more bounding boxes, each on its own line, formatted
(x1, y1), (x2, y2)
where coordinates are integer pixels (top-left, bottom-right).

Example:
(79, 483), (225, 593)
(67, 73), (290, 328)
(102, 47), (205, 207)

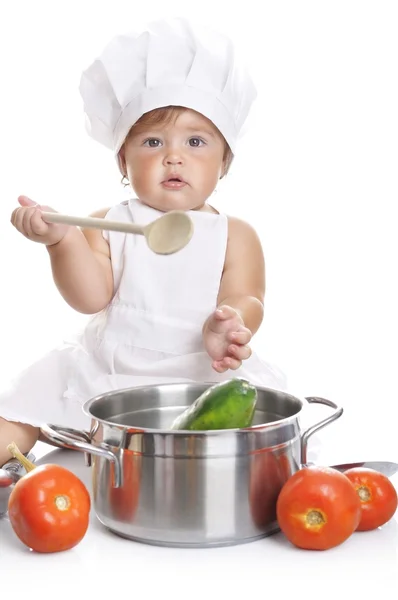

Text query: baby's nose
(163, 152), (183, 165)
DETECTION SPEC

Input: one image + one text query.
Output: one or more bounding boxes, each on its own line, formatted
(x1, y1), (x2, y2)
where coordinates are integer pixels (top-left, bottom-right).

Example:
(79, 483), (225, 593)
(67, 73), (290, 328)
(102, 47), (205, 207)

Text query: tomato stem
(357, 485), (371, 502)
(306, 510), (326, 527)
(7, 442), (36, 473)
(55, 495), (71, 511)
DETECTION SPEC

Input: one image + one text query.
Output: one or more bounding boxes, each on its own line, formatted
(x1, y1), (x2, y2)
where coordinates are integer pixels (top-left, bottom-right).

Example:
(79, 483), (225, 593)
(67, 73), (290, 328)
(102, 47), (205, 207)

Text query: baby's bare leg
(0, 417), (39, 466)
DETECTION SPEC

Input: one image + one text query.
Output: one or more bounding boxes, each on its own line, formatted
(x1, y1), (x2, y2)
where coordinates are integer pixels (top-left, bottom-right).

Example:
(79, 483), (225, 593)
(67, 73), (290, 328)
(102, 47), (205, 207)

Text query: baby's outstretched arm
(202, 217), (265, 373)
(11, 196), (113, 314)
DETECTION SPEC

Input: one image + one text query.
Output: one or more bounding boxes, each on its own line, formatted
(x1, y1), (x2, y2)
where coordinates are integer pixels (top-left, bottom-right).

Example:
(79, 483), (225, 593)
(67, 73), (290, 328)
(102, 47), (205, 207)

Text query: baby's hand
(203, 305), (252, 373)
(11, 195), (69, 246)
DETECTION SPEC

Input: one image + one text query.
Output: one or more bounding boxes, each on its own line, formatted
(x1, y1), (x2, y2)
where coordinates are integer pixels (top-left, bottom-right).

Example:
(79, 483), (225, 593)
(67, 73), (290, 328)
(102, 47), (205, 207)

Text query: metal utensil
(42, 209), (194, 255)
(0, 469), (20, 516)
(0, 452), (36, 517)
(330, 460), (398, 478)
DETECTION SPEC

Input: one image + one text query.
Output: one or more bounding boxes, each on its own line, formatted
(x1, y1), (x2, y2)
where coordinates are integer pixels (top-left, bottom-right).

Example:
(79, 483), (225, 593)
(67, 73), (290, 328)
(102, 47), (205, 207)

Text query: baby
(0, 18), (286, 466)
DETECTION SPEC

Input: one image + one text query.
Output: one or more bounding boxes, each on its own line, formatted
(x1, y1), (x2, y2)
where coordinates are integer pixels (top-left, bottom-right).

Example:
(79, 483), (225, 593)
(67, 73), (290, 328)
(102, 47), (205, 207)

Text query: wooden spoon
(42, 210), (194, 255)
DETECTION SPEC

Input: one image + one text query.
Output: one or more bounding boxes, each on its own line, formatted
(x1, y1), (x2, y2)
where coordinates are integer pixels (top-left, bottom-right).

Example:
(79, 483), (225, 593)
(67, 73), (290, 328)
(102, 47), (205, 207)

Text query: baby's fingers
(12, 207), (30, 234)
(21, 207), (37, 237)
(30, 208), (49, 235)
(22, 207), (47, 237)
(228, 344), (252, 361)
(18, 195), (39, 208)
(11, 206), (48, 238)
(10, 207), (20, 227)
(228, 328), (252, 345)
(212, 356), (242, 373)
(214, 305), (238, 321)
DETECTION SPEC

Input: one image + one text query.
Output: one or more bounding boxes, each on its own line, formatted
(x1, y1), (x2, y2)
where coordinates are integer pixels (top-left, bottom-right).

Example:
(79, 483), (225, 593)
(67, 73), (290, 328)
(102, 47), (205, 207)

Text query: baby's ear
(117, 146), (127, 176)
(220, 164), (227, 179)
(220, 152), (233, 179)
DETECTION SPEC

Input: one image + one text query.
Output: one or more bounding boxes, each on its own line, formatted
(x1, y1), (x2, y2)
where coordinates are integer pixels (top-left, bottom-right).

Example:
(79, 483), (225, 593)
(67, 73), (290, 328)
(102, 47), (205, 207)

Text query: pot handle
(300, 397), (343, 466)
(40, 423), (122, 487)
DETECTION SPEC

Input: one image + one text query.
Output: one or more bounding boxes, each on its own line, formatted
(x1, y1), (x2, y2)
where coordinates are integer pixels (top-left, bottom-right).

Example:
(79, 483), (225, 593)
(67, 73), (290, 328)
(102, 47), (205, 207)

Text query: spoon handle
(41, 212), (144, 235)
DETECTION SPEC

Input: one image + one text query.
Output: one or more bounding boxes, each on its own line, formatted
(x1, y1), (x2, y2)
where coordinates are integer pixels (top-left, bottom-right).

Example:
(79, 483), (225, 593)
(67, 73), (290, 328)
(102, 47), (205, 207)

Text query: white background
(0, 0), (397, 460)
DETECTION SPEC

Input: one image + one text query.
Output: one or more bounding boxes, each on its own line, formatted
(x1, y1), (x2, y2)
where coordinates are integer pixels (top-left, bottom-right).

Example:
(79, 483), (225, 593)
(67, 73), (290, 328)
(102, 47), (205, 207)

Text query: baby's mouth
(162, 176), (187, 188)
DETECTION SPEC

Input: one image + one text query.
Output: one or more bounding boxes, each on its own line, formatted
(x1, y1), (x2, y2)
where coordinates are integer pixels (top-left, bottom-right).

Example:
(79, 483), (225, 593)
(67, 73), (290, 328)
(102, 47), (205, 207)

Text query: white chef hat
(79, 17), (257, 155)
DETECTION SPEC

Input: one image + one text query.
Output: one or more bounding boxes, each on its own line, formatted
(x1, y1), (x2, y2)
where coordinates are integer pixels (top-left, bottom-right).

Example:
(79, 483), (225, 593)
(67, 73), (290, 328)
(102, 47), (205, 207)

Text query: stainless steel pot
(40, 383), (342, 547)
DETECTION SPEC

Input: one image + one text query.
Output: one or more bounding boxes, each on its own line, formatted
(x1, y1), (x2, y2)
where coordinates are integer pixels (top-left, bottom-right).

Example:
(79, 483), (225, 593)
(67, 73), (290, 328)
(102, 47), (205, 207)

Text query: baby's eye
(188, 137), (205, 147)
(143, 138), (162, 147)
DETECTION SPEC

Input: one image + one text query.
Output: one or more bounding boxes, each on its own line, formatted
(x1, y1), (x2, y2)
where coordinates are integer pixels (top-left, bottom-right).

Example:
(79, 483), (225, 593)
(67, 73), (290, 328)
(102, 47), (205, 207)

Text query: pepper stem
(7, 442), (36, 472)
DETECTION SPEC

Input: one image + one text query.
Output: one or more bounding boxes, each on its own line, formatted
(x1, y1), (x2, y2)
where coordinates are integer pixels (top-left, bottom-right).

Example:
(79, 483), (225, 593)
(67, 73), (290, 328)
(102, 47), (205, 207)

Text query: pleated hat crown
(79, 18), (257, 154)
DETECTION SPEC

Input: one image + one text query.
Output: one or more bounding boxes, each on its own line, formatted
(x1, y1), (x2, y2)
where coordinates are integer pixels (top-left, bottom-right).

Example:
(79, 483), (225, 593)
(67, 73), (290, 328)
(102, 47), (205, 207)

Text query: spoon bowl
(144, 210), (194, 254)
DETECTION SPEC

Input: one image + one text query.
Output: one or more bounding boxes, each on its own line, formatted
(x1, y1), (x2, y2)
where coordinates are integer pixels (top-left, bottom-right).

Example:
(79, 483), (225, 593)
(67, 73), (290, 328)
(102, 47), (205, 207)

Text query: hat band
(113, 84), (237, 154)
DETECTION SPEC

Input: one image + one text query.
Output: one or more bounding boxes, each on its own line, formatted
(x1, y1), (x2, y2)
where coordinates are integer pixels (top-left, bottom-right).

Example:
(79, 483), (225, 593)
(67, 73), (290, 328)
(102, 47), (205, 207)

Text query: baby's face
(119, 109), (226, 212)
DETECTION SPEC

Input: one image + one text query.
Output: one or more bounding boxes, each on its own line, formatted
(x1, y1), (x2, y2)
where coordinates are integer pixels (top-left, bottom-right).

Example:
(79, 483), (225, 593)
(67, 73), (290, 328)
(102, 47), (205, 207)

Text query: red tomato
(344, 467), (398, 531)
(8, 464), (91, 553)
(276, 466), (361, 550)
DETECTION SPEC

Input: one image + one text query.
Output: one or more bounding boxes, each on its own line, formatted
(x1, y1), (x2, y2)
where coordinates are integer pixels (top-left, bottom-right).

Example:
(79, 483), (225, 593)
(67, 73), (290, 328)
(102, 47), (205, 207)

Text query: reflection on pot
(108, 449), (142, 522)
(249, 447), (295, 528)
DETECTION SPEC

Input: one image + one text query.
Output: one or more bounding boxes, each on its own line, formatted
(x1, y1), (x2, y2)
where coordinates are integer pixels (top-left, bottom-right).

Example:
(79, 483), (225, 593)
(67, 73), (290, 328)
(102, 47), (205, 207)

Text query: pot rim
(82, 381), (306, 436)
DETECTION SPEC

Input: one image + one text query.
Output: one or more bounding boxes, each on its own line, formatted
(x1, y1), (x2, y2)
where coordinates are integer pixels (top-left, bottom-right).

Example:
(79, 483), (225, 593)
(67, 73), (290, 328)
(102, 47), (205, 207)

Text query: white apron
(0, 199), (287, 431)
